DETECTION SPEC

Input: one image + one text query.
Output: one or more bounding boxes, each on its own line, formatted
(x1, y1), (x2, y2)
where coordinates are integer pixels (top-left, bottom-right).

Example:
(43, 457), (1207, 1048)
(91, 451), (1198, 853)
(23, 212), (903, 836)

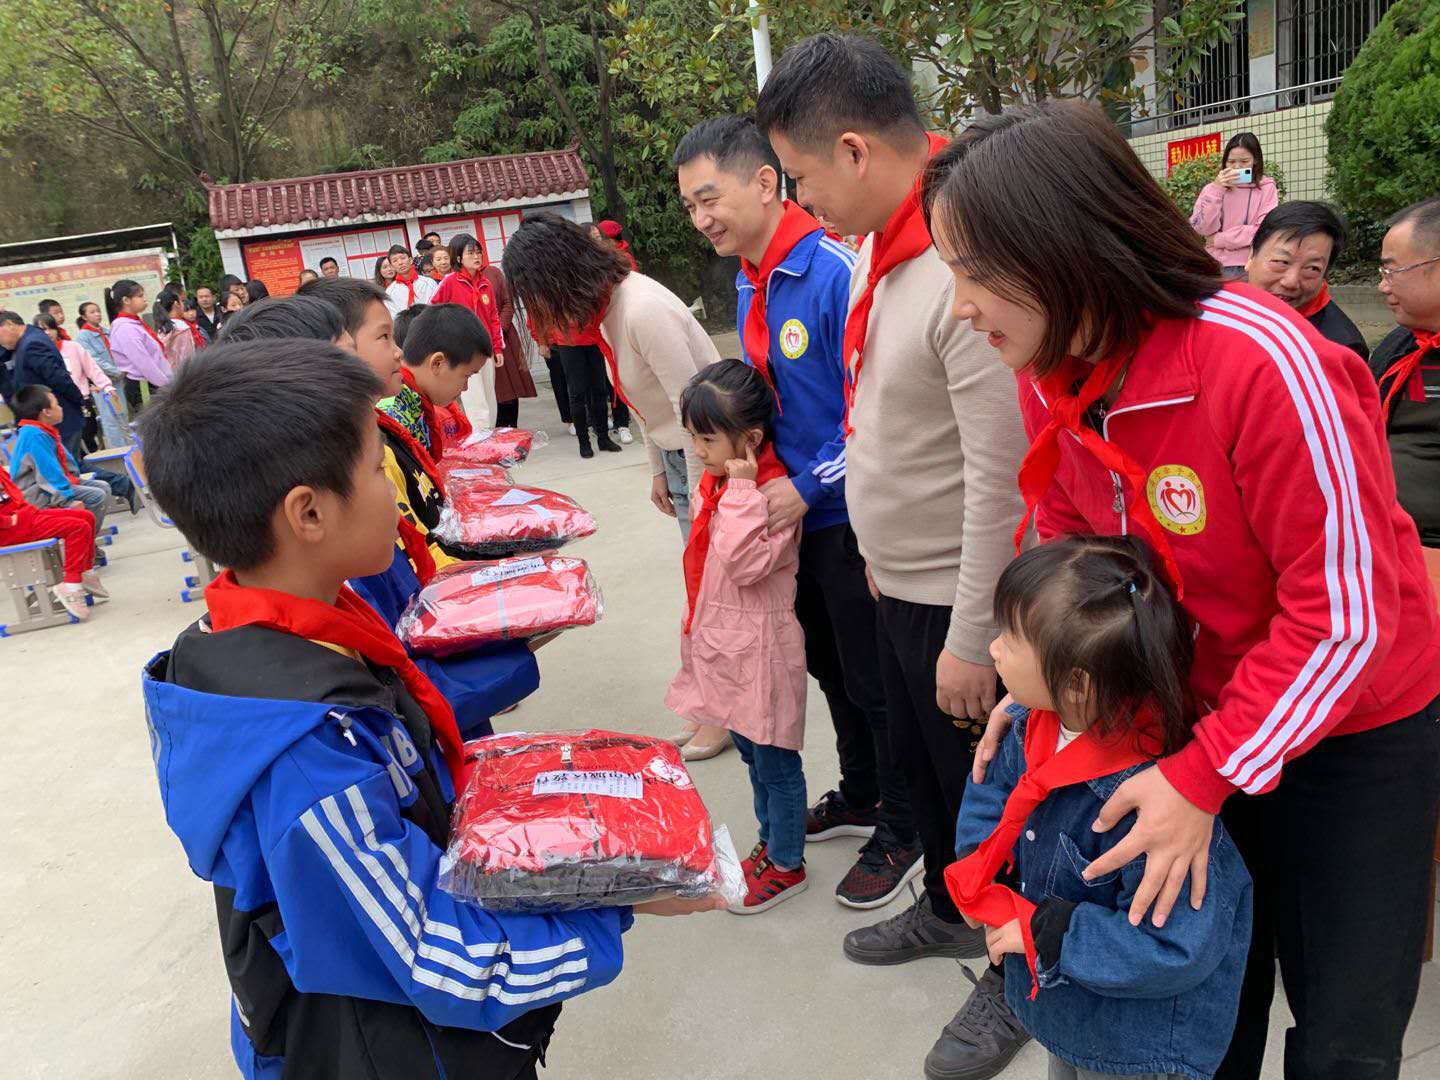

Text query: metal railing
(1277, 0), (1398, 104)
(1130, 77), (1343, 133)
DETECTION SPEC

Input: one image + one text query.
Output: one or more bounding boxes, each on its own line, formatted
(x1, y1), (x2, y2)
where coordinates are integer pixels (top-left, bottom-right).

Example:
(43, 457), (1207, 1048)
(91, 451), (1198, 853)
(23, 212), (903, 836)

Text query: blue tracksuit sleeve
(788, 266), (851, 510)
(417, 643), (540, 740)
(19, 429), (77, 499)
(955, 719), (1025, 858)
(263, 768), (630, 1032)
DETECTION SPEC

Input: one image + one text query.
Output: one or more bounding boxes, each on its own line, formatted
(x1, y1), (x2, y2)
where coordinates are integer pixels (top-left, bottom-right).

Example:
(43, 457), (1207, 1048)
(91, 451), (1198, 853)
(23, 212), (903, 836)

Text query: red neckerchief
(400, 366), (447, 460)
(429, 268), (445, 282)
(944, 707), (1159, 999)
(1378, 330), (1440, 424)
(375, 407), (447, 500)
(78, 320), (110, 352)
(443, 400), (473, 444)
(55, 326), (71, 342)
(112, 311), (165, 349)
(841, 131), (949, 436)
(396, 515), (438, 585)
(204, 571), (465, 790)
(1018, 352), (1185, 599)
(178, 317), (206, 351)
(681, 444), (790, 633)
(394, 267), (420, 307)
(1295, 280), (1331, 319)
(569, 298), (645, 422)
(19, 419), (80, 485)
(740, 200), (823, 405)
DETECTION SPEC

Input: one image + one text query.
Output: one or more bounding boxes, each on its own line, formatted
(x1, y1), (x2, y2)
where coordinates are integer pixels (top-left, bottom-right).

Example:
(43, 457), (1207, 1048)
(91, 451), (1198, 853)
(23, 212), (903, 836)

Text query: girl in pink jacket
(1189, 132), (1279, 277)
(665, 360), (810, 914)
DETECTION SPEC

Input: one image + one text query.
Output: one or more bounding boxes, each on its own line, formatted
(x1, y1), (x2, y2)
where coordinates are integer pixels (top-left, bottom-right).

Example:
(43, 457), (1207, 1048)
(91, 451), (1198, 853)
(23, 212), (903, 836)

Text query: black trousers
(794, 524), (913, 843)
(608, 376), (630, 429)
(1215, 699), (1440, 1080)
(877, 595), (989, 921)
(122, 376), (146, 415)
(553, 344), (610, 442)
(543, 353), (570, 424)
(495, 399), (519, 429)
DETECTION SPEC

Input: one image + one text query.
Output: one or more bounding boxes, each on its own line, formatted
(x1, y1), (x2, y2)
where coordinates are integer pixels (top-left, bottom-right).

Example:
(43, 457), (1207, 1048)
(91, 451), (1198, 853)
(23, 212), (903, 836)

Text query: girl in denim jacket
(948, 537), (1252, 1080)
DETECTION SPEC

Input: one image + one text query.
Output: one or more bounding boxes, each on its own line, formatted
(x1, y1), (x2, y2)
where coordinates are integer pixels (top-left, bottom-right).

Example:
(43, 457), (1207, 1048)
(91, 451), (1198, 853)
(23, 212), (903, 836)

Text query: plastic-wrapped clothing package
(397, 555), (604, 656)
(434, 484), (597, 558)
(440, 730), (743, 912)
(438, 460), (513, 492)
(445, 427), (549, 468)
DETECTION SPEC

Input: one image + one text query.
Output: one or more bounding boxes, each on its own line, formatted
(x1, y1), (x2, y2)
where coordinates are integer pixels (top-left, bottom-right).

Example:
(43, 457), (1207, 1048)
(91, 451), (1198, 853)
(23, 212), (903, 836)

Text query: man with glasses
(1372, 196), (1440, 547)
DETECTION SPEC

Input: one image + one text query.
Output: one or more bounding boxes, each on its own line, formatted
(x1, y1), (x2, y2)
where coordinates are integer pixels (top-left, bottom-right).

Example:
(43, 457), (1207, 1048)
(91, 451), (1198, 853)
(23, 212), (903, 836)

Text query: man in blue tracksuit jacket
(676, 116), (921, 909)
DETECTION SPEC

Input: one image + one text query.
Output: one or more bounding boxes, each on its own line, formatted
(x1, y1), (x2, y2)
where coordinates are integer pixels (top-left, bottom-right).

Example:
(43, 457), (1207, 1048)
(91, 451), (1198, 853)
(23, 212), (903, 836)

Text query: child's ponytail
(106, 279), (143, 322)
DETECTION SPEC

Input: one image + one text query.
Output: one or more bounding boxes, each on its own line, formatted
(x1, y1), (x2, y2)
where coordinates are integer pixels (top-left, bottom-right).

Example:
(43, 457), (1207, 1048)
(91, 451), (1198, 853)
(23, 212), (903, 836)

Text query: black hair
(105, 279), (145, 321)
(33, 313), (58, 332)
(680, 359), (776, 447)
(296, 277), (389, 337)
(0, 310), (23, 327)
(194, 284), (215, 296)
(166, 279), (185, 292)
(755, 33), (924, 151)
(138, 339), (383, 570)
(993, 535), (1194, 753)
(218, 274), (242, 295)
(78, 301), (102, 324)
(1222, 132), (1265, 182)
(216, 296), (344, 345)
(38, 298), (61, 315)
(318, 256), (339, 270)
(372, 255), (393, 287)
(501, 214), (630, 342)
(246, 280), (270, 304)
(11, 383), (55, 420)
(673, 115), (781, 176)
(153, 286), (183, 335)
(416, 238), (435, 254)
(391, 303), (427, 349)
(447, 232), (482, 269)
(1388, 196), (1440, 251)
(401, 303), (491, 368)
(387, 244), (409, 257)
(1251, 201), (1348, 272)
(417, 252), (434, 275)
(423, 230), (441, 242)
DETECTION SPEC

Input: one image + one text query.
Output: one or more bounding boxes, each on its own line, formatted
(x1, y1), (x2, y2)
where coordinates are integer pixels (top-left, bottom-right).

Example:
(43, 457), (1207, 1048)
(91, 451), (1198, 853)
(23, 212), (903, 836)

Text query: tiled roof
(207, 148), (588, 233)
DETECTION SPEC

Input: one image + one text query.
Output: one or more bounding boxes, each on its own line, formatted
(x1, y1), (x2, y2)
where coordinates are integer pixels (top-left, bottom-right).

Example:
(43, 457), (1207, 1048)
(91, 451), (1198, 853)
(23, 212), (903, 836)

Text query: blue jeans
(660, 447), (691, 541)
(731, 733), (807, 871)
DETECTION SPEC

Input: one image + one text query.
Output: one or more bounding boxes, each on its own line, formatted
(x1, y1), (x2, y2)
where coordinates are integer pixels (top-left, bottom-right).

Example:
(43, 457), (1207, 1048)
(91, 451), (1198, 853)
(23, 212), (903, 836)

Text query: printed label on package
(532, 770), (643, 799)
(471, 557), (546, 586)
(493, 488), (544, 506)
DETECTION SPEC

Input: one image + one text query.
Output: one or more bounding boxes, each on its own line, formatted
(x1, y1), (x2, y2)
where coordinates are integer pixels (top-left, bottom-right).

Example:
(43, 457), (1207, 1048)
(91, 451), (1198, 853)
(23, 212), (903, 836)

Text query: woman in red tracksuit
(923, 102), (1440, 1080)
(433, 233), (508, 428)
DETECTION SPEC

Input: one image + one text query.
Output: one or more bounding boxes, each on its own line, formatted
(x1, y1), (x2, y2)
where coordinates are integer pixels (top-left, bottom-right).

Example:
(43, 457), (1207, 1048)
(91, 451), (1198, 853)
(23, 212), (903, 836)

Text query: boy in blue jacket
(140, 340), (714, 1080)
(676, 116), (918, 908)
(8, 384), (114, 528)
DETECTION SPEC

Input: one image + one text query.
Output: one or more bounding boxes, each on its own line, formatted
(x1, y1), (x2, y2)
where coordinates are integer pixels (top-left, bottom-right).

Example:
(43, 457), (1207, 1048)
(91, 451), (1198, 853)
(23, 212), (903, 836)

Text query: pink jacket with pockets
(665, 478), (808, 751)
(1189, 176), (1279, 267)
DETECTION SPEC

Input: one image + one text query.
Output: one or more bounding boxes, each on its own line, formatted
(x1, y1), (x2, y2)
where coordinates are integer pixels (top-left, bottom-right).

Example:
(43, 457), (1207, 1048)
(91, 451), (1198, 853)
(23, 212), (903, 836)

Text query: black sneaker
(842, 886), (986, 965)
(805, 789), (879, 843)
(835, 832), (923, 909)
(924, 965), (1032, 1080)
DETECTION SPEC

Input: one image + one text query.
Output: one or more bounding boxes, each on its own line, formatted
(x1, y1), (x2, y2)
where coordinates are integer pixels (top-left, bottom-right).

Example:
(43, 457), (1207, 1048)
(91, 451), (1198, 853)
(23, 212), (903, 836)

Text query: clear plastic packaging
(396, 555), (604, 656)
(440, 730), (745, 912)
(447, 427), (550, 468)
(438, 461), (513, 492)
(433, 484), (597, 558)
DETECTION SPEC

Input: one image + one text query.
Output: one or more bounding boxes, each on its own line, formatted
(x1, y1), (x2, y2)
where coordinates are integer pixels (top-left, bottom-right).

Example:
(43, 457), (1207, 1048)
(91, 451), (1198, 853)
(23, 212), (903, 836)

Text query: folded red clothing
(437, 460), (512, 492)
(434, 483), (597, 558)
(397, 555), (603, 655)
(440, 729), (724, 911)
(444, 427), (548, 468)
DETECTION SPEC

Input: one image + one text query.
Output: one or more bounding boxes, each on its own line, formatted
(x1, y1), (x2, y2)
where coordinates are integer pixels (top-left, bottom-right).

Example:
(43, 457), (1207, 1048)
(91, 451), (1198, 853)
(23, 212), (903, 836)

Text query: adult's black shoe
(805, 788), (878, 843)
(924, 965), (1031, 1080)
(842, 887), (986, 965)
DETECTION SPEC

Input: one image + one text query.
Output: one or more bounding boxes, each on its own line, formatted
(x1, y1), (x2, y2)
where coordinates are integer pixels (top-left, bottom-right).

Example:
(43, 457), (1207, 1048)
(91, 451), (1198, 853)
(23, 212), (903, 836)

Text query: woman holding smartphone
(1189, 132), (1278, 279)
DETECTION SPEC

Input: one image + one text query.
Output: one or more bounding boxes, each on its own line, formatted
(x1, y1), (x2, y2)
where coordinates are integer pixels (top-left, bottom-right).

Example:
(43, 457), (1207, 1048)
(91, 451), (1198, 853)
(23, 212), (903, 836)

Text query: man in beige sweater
(759, 34), (1032, 1080)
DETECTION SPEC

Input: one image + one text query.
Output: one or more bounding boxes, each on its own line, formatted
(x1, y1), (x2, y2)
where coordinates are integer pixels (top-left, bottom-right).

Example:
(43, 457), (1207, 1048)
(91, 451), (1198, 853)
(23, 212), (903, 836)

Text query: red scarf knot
(740, 200), (823, 408)
(1378, 330), (1440, 424)
(1294, 280), (1331, 320)
(394, 267), (420, 307)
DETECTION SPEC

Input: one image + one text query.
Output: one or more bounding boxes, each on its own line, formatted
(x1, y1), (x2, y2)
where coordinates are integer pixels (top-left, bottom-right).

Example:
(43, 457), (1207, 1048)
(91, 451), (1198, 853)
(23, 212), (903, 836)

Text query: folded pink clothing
(433, 483), (597, 558)
(444, 427), (548, 468)
(438, 460), (513, 492)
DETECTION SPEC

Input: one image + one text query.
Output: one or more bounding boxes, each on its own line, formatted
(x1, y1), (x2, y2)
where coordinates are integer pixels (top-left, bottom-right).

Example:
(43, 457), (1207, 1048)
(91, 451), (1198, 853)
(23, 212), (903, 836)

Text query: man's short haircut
(401, 303), (491, 368)
(318, 256), (339, 269)
(392, 303), (427, 348)
(673, 115), (781, 176)
(138, 339), (382, 570)
(1388, 196), (1440, 252)
(387, 244), (409, 258)
(416, 238), (435, 254)
(755, 33), (923, 150)
(38, 298), (61, 314)
(217, 296), (344, 344)
(296, 277), (388, 337)
(1251, 201), (1349, 272)
(0, 310), (24, 327)
(11, 383), (54, 420)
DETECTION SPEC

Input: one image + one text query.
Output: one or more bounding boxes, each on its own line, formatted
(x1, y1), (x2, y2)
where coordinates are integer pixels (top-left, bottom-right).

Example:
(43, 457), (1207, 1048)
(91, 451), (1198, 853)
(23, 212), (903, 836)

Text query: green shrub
(1326, 0), (1440, 266)
(1160, 150), (1287, 214)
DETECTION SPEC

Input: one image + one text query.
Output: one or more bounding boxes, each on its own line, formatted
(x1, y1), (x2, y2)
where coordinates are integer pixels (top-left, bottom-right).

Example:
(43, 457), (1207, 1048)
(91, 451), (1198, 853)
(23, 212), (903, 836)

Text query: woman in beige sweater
(502, 213), (719, 537)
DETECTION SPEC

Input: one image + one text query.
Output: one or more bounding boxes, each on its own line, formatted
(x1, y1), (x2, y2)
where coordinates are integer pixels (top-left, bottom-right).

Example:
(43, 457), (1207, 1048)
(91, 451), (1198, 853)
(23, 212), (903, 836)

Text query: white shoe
(680, 728), (733, 761)
(616, 427), (634, 445)
(52, 583), (91, 621)
(670, 723), (700, 748)
(81, 569), (110, 599)
(567, 423), (577, 436)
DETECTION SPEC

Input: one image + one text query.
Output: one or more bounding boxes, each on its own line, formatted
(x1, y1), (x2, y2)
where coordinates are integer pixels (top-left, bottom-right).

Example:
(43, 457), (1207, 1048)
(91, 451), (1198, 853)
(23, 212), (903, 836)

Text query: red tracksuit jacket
(1021, 282), (1440, 812)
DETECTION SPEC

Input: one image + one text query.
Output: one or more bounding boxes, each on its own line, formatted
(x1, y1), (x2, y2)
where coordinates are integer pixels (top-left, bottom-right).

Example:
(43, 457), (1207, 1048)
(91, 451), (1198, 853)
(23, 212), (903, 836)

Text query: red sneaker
(740, 841), (768, 881)
(728, 851), (808, 915)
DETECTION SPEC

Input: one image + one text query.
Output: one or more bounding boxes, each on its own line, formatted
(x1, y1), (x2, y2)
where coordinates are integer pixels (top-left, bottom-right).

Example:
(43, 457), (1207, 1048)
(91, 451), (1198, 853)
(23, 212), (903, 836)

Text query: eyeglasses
(1378, 255), (1440, 282)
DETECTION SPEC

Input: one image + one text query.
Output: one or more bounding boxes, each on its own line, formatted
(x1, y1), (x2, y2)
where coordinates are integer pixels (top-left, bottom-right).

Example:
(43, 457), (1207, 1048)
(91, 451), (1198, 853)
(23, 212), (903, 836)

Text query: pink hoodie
(1189, 176), (1279, 268)
(664, 479), (808, 751)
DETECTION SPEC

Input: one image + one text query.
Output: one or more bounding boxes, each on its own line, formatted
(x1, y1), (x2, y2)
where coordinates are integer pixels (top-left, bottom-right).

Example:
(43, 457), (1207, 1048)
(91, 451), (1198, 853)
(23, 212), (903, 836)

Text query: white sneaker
(567, 423), (577, 436)
(616, 427), (634, 445)
(81, 569), (110, 599)
(52, 583), (91, 620)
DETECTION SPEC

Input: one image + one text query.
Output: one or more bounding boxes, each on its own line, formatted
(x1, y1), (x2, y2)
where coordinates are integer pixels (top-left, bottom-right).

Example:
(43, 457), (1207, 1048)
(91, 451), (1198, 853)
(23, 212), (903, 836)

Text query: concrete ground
(4, 347), (1440, 1079)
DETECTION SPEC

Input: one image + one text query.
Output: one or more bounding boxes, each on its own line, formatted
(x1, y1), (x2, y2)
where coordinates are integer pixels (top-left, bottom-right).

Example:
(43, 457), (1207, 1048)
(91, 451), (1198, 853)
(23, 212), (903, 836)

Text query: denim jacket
(955, 711), (1252, 1080)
